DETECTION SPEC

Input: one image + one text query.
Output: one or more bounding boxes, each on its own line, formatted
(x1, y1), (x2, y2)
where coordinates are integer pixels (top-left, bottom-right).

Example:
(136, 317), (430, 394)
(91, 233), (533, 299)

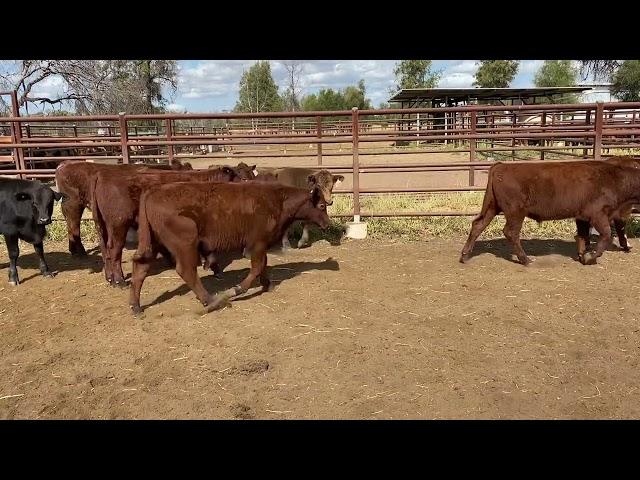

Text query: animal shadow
(145, 257), (340, 309)
(0, 249), (103, 284)
(470, 237), (627, 264)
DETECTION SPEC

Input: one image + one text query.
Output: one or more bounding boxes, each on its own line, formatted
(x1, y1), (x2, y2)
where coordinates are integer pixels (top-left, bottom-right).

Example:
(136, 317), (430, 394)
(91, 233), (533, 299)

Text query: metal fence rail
(2, 98), (640, 219)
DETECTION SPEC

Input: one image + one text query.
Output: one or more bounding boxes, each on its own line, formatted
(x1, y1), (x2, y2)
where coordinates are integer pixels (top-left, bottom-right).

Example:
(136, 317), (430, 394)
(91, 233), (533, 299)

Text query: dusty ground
(1, 235), (639, 419)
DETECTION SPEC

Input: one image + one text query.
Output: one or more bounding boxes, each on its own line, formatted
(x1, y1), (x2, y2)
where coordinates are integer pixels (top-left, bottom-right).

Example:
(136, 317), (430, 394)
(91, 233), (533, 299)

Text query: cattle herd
(0, 155), (639, 315)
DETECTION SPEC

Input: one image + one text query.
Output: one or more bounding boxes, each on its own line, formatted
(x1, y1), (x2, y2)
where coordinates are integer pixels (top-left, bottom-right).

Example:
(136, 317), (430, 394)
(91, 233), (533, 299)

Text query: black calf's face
(234, 162), (257, 181)
(307, 171), (344, 206)
(17, 185), (63, 225)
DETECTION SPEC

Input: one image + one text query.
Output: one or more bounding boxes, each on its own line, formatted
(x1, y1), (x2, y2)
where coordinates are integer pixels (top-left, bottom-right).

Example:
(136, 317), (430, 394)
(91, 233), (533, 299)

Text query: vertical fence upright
(119, 113), (129, 164)
(594, 102), (603, 160)
(351, 107), (361, 222)
(316, 116), (323, 166)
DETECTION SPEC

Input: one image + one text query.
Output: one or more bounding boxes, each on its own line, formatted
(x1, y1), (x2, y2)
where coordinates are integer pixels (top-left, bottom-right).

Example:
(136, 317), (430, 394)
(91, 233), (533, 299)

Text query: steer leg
(614, 219), (631, 252)
(107, 224), (129, 288)
(575, 219), (591, 262)
(460, 206), (498, 263)
(503, 214), (529, 265)
(33, 241), (55, 278)
(207, 244), (268, 312)
(582, 216), (612, 265)
(174, 248), (214, 309)
(62, 198), (87, 256)
(281, 227), (292, 252)
(5, 235), (20, 286)
(297, 223), (311, 249)
(130, 250), (156, 315)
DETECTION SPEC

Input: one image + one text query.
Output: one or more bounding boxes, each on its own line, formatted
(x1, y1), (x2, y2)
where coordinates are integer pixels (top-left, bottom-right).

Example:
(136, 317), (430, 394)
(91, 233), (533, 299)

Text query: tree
(391, 60), (441, 93)
(473, 60), (519, 88)
(281, 61), (303, 112)
(234, 61), (283, 114)
(579, 60), (622, 81)
(301, 79), (372, 112)
(534, 60), (579, 103)
(611, 60), (640, 101)
(0, 60), (178, 114)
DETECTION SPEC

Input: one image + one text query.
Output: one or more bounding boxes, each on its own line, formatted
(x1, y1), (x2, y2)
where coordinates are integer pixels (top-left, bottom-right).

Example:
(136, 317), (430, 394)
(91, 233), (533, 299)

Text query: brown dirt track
(1, 235), (639, 419)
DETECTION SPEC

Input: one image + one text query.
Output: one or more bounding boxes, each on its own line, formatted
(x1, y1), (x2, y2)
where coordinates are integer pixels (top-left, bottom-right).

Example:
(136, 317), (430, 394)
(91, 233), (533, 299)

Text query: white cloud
(439, 72), (475, 88)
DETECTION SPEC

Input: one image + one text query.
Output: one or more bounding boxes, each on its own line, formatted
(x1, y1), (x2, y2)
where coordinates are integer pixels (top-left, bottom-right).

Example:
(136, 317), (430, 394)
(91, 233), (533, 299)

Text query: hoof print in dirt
(226, 359), (270, 376)
(230, 402), (255, 420)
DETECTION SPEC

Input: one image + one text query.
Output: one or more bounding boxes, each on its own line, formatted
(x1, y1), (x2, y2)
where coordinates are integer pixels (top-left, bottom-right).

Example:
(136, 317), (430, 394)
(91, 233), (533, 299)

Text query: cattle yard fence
(2, 94), (640, 219)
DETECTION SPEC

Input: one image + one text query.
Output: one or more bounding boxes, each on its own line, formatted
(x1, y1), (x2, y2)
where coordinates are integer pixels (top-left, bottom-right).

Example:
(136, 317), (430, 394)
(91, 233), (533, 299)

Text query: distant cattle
(91, 167), (238, 287)
(55, 160), (193, 256)
(0, 178), (64, 285)
(574, 156), (640, 261)
(209, 162), (255, 181)
(129, 181), (330, 314)
(460, 160), (640, 265)
(252, 167), (343, 250)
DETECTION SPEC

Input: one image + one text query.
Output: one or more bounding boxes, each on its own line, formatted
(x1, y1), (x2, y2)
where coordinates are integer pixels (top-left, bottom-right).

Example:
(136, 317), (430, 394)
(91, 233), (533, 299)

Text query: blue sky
(167, 60), (546, 112)
(13, 60), (550, 114)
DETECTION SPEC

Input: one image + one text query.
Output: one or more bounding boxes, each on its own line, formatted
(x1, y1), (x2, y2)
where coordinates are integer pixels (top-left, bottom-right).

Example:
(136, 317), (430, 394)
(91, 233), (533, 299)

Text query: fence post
(166, 118), (174, 165)
(73, 124), (78, 138)
(540, 113), (546, 161)
(584, 109), (591, 158)
(119, 112), (129, 164)
(10, 90), (25, 179)
(469, 111), (476, 186)
(316, 116), (323, 166)
(511, 111), (517, 160)
(594, 102), (603, 161)
(351, 107), (361, 222)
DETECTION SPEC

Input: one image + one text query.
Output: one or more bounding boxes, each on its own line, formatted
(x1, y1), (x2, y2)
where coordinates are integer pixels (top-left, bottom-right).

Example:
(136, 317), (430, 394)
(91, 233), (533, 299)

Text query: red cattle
(460, 160), (640, 265)
(55, 160), (191, 256)
(574, 155), (640, 261)
(91, 167), (238, 287)
(129, 182), (330, 314)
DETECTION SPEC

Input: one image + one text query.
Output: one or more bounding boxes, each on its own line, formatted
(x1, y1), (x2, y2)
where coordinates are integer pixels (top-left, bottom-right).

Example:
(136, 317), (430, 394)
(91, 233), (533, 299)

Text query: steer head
(233, 162), (257, 181)
(307, 170), (344, 206)
(15, 181), (65, 225)
(293, 186), (331, 231)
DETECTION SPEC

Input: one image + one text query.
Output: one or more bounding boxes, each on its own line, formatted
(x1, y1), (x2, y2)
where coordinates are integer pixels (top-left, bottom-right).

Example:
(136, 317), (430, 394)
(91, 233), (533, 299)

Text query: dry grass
(42, 191), (640, 246)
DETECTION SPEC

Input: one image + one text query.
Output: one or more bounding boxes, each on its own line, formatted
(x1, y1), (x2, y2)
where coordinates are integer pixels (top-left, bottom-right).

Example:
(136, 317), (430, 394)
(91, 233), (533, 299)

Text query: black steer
(0, 178), (64, 285)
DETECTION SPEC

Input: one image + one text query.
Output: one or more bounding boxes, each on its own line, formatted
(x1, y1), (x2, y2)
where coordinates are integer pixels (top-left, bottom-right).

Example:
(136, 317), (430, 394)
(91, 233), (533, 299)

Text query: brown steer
(574, 155), (640, 261)
(55, 160), (192, 256)
(460, 160), (640, 265)
(253, 167), (343, 250)
(129, 182), (330, 314)
(91, 167), (237, 287)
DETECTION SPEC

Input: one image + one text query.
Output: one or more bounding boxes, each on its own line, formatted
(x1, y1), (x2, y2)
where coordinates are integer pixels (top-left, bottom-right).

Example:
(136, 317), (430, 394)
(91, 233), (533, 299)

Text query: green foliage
(611, 60), (640, 102)
(235, 61), (283, 113)
(301, 79), (372, 112)
(534, 60), (579, 103)
(473, 60), (520, 88)
(392, 60), (441, 91)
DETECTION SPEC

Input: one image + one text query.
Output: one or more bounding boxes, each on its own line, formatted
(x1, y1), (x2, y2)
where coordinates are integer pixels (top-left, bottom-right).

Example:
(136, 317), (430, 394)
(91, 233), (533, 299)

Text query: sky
(12, 60), (552, 114)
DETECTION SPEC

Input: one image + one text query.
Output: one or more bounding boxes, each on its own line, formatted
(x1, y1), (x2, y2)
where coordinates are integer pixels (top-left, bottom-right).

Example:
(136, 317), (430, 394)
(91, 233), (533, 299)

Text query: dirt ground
(1, 234), (639, 419)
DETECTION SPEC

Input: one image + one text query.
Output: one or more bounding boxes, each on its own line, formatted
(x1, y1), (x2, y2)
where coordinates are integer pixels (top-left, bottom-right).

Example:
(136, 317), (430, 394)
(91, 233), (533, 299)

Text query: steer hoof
(297, 241), (309, 249)
(621, 246), (632, 253)
(42, 271), (57, 278)
(459, 253), (470, 264)
(213, 272), (224, 280)
(130, 304), (143, 316)
(204, 294), (230, 313)
(8, 280), (19, 286)
(582, 251), (598, 265)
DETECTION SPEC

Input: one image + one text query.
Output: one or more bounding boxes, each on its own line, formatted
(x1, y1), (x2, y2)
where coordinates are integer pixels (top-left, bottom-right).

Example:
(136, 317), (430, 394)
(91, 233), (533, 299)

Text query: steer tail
(476, 163), (500, 220)
(90, 176), (109, 249)
(133, 190), (155, 263)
